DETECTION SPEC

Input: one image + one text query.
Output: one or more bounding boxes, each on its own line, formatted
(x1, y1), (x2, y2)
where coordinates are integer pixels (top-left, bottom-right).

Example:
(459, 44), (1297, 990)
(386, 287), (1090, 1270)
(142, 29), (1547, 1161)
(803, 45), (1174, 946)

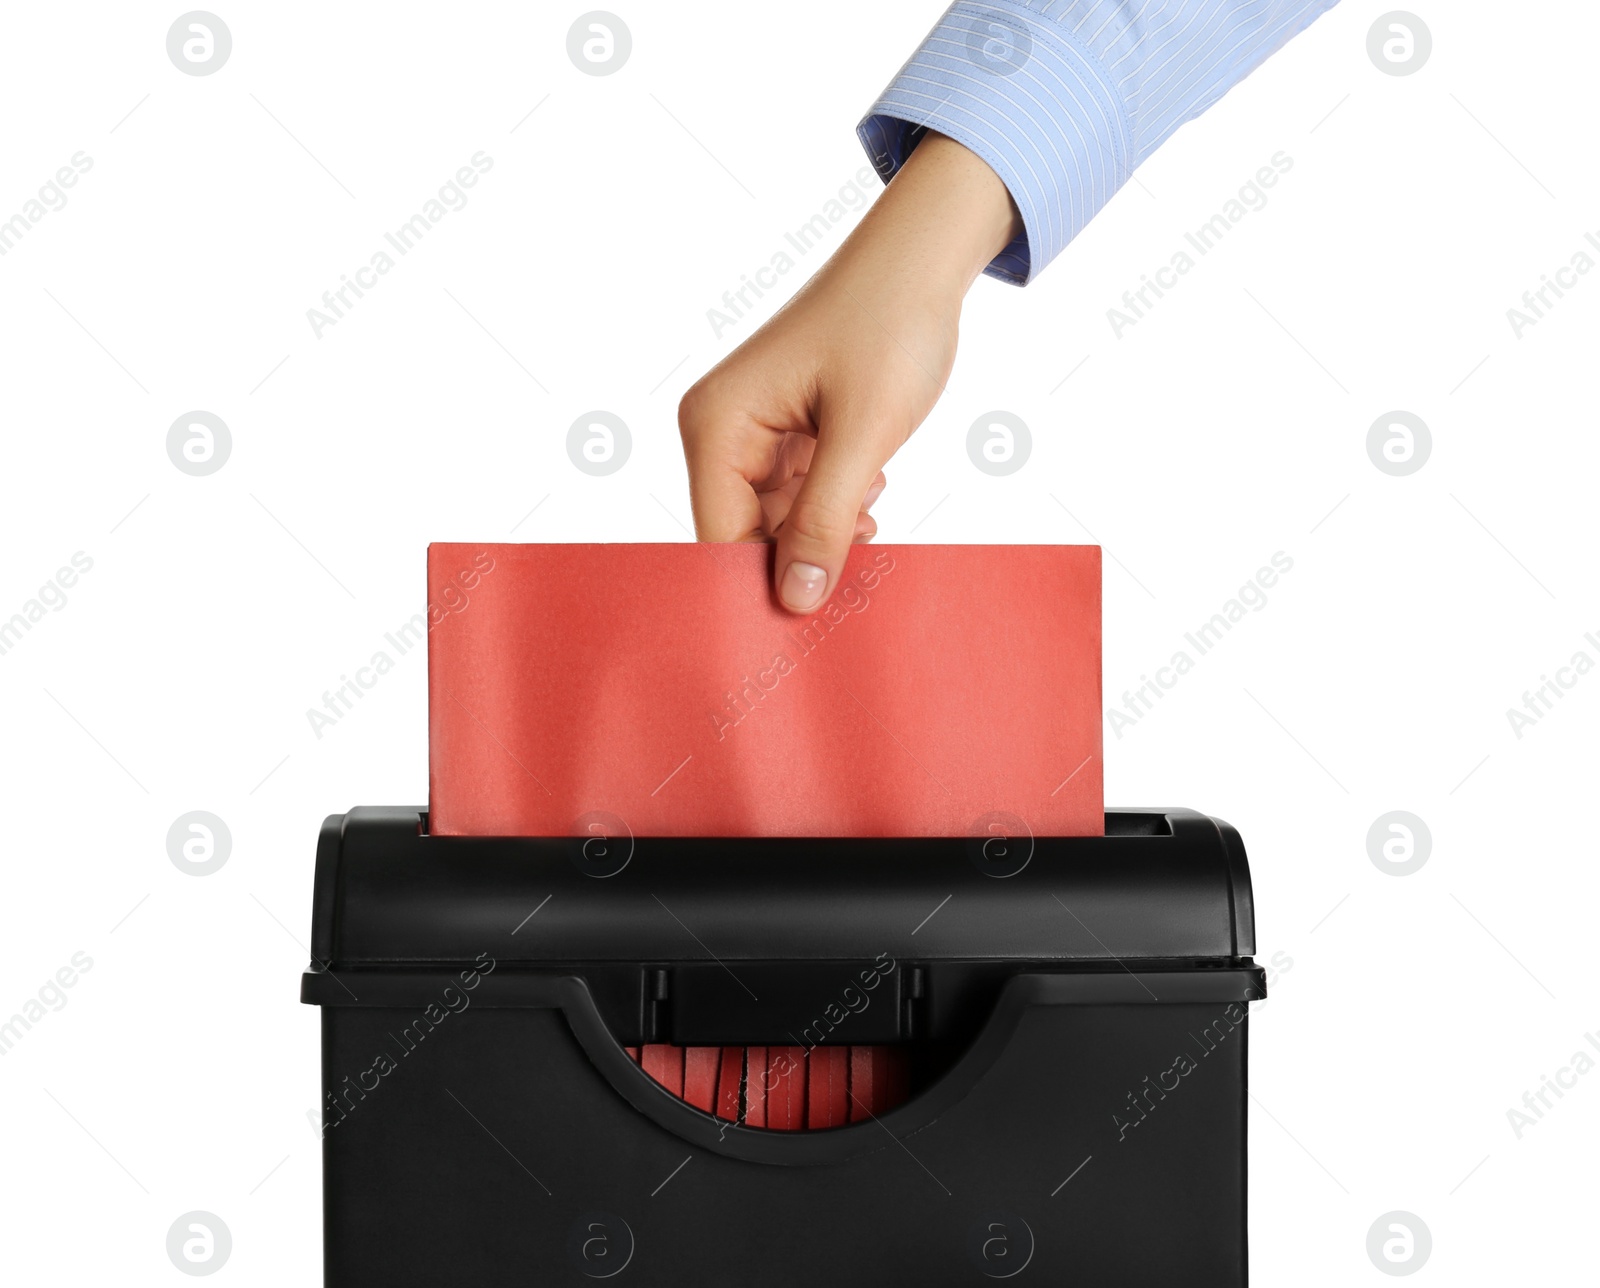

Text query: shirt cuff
(857, 0), (1132, 286)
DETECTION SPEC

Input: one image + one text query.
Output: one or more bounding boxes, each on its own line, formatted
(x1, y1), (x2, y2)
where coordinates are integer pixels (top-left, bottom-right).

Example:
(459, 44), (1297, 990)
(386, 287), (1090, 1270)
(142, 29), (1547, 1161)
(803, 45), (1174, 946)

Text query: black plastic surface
(315, 995), (1256, 1284)
(310, 806), (1253, 966)
(303, 807), (1264, 1285)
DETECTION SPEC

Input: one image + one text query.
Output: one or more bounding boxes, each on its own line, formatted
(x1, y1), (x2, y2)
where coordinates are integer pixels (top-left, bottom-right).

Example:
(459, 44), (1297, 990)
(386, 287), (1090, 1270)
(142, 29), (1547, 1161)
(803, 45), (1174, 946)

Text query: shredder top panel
(308, 806), (1254, 967)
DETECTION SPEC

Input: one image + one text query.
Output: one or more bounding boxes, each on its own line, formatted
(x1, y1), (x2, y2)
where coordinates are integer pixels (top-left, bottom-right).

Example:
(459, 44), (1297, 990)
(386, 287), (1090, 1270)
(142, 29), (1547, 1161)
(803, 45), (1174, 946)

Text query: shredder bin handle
(301, 965), (1265, 1166)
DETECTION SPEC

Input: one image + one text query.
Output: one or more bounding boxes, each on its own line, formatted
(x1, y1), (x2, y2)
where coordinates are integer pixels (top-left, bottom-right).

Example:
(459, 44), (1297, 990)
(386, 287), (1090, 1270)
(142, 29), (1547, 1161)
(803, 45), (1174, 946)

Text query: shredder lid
(308, 807), (1255, 966)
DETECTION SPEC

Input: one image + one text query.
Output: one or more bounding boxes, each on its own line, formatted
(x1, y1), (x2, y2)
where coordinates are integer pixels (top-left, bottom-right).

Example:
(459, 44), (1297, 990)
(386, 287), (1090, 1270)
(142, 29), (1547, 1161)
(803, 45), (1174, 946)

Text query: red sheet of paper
(427, 543), (1102, 838)
(807, 1046), (849, 1128)
(641, 1045), (683, 1097)
(767, 1047), (807, 1131)
(744, 1048), (768, 1128)
(715, 1048), (743, 1122)
(848, 1048), (880, 1122)
(683, 1047), (720, 1113)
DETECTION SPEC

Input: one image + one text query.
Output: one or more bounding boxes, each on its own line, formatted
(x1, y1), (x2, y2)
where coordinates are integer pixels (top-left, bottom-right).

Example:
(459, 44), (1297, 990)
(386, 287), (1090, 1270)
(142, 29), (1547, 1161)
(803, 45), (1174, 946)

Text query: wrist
(844, 132), (1020, 300)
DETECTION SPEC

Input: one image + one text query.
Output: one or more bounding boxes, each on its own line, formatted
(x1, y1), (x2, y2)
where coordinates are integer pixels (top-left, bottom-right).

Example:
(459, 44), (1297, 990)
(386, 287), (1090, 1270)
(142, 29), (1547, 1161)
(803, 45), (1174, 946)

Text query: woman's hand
(678, 132), (1020, 612)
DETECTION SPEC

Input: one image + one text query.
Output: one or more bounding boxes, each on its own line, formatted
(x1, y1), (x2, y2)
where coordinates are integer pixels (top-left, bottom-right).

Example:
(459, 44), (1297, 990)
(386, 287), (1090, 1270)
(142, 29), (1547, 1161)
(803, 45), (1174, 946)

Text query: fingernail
(780, 561), (827, 611)
(863, 482), (886, 509)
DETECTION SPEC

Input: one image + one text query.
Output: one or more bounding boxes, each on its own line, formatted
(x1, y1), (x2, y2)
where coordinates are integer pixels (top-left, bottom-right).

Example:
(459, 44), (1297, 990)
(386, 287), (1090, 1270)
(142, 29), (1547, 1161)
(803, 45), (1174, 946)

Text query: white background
(1, 1), (1595, 1282)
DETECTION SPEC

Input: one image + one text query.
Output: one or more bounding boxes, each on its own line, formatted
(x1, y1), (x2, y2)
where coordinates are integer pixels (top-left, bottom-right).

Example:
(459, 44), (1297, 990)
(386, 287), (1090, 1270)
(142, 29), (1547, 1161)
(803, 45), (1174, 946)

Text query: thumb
(774, 421), (888, 613)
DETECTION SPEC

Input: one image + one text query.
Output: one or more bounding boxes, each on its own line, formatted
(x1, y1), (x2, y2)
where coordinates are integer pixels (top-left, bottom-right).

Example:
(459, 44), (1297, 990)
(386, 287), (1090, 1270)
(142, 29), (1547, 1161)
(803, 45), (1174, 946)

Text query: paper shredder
(301, 806), (1265, 1285)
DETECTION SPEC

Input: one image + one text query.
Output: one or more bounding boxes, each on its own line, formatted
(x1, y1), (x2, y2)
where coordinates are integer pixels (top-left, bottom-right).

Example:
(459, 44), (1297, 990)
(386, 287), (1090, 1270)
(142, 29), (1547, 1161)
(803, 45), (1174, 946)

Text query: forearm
(824, 132), (1021, 306)
(858, 1), (1341, 284)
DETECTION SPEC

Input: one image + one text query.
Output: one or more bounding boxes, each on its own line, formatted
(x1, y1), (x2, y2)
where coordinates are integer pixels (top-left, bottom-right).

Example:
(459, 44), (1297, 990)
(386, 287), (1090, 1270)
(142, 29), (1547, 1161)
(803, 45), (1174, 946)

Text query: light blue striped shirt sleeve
(858, 1), (1340, 284)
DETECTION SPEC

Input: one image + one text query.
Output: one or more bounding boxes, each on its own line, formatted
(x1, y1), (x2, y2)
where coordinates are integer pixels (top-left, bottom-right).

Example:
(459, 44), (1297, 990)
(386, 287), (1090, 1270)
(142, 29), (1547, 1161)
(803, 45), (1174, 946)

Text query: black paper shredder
(301, 806), (1266, 1285)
